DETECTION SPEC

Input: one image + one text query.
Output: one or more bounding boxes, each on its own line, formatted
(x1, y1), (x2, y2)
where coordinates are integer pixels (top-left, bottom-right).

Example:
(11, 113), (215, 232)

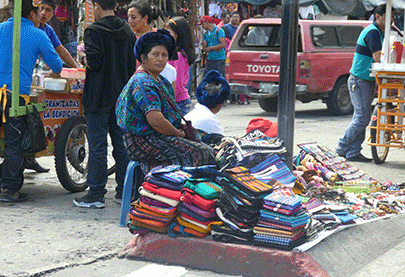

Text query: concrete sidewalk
(120, 213), (405, 277)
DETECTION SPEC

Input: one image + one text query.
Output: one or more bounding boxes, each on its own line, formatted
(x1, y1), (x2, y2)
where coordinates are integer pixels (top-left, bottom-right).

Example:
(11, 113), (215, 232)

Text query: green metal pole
(10, 0), (22, 117)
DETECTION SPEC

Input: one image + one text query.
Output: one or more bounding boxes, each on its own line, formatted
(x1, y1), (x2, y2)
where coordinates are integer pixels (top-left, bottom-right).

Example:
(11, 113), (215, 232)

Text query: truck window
(336, 26), (364, 47)
(311, 25), (364, 48)
(240, 25), (281, 49)
(312, 26), (339, 47)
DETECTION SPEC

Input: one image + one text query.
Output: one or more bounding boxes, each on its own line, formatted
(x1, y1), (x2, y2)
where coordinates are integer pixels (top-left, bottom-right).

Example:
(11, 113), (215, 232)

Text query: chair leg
(119, 161), (139, 227)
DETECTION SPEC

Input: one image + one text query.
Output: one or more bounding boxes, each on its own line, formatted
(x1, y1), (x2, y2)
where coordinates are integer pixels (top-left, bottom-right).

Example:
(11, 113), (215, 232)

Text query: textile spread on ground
(126, 130), (404, 252)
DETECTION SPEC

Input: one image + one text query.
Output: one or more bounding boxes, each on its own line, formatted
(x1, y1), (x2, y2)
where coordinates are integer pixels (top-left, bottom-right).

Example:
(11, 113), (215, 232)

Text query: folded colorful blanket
(142, 182), (182, 201)
(256, 221), (307, 231)
(178, 203), (217, 223)
(264, 191), (302, 210)
(139, 186), (180, 207)
(262, 203), (303, 216)
(146, 165), (191, 186)
(183, 178), (223, 200)
(168, 221), (211, 238)
(223, 166), (276, 197)
(180, 188), (218, 211)
(250, 154), (296, 186)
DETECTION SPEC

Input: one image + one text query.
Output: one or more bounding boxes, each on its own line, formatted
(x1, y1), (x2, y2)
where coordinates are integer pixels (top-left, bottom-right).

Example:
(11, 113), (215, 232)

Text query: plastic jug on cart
(392, 34), (403, 63)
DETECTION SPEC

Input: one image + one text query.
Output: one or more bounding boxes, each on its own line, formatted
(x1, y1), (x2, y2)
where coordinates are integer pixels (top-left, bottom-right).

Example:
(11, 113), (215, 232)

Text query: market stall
(367, 0), (405, 163)
(1, 0), (117, 193)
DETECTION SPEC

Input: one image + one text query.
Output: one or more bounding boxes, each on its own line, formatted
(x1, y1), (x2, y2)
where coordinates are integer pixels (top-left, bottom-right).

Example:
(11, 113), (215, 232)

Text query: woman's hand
(178, 128), (186, 138)
(146, 110), (185, 137)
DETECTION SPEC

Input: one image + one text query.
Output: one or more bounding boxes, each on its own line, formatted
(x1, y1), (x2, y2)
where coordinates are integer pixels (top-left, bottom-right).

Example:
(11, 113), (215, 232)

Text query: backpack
(215, 27), (231, 53)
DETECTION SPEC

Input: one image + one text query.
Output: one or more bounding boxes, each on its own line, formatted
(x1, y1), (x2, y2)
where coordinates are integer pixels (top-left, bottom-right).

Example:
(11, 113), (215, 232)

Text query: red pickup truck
(226, 18), (371, 115)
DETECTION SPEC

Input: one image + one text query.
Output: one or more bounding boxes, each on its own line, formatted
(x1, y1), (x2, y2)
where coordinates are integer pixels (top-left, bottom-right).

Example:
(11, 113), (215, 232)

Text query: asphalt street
(1, 100), (404, 277)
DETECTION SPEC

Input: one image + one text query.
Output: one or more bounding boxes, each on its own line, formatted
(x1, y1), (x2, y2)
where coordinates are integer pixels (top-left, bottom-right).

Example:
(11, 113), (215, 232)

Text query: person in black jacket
(74, 0), (137, 208)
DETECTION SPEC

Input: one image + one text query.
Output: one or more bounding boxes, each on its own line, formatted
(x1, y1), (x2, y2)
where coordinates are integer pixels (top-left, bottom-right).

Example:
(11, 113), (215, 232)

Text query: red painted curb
(120, 233), (329, 277)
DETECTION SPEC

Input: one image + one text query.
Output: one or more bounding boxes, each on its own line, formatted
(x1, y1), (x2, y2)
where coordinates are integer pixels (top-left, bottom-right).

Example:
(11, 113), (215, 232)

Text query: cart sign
(0, 0), (9, 9)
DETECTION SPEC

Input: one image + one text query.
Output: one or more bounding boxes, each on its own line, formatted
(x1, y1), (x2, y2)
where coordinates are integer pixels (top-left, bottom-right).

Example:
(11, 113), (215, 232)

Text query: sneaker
(0, 189), (29, 202)
(114, 192), (122, 204)
(73, 193), (105, 208)
(346, 153), (373, 163)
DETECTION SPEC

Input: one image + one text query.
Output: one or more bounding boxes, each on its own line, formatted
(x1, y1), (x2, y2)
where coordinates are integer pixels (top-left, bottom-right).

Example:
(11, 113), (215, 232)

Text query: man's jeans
(336, 74), (375, 158)
(86, 109), (129, 198)
(1, 96), (27, 192)
(205, 59), (226, 78)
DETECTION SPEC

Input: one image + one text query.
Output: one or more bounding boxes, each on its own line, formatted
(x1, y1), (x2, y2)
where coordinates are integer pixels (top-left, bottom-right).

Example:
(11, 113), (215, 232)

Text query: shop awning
(217, 0), (405, 16)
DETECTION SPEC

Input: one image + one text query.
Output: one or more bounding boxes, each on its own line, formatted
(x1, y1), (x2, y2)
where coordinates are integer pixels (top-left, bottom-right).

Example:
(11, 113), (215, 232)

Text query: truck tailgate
(227, 50), (281, 85)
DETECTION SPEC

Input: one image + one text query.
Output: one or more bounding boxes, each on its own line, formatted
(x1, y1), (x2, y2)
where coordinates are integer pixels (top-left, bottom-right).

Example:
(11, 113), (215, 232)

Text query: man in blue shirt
(23, 0), (77, 174)
(0, 0), (62, 202)
(200, 16), (226, 78)
(39, 0), (77, 68)
(336, 4), (389, 162)
(222, 11), (240, 40)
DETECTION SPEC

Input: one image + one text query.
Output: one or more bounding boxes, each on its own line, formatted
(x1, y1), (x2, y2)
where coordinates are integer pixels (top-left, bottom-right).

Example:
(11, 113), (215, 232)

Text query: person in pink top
(164, 17), (196, 115)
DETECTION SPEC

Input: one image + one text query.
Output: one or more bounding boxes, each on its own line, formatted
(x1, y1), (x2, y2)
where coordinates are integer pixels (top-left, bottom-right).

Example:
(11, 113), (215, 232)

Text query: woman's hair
(128, 0), (160, 24)
(166, 16), (196, 66)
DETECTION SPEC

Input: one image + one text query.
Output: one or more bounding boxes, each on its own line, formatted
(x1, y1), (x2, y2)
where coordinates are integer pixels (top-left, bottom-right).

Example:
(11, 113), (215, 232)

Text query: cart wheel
(55, 116), (88, 192)
(55, 116), (117, 192)
(370, 106), (391, 164)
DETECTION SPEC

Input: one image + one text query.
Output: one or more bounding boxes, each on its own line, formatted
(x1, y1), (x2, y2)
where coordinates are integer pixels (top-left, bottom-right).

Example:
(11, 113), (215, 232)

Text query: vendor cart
(367, 0), (405, 164)
(1, 73), (116, 193)
(1, 0), (115, 192)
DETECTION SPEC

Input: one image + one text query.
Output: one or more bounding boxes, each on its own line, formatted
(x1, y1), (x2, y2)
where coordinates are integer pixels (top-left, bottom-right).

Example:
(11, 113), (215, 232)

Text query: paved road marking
(123, 263), (188, 277)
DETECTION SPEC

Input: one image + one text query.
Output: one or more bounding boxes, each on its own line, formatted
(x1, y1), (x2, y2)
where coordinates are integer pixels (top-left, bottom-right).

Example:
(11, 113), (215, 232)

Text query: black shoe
(0, 189), (29, 202)
(346, 153), (373, 162)
(73, 193), (105, 208)
(25, 158), (50, 173)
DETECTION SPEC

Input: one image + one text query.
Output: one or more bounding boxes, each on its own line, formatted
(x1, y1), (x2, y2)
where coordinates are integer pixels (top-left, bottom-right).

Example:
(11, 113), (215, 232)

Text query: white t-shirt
(184, 103), (224, 135)
(160, 63), (177, 84)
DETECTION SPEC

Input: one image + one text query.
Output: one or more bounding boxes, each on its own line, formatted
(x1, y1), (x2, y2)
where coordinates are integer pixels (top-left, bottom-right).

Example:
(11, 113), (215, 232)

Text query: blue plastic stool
(119, 160), (141, 227)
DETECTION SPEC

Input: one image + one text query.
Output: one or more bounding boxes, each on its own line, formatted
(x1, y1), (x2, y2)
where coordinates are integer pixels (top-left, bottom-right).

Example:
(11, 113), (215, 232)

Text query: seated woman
(185, 70), (230, 145)
(116, 30), (216, 174)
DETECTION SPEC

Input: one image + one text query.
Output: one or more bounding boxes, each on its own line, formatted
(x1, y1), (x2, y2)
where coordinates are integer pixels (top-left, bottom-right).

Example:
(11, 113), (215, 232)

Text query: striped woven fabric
(250, 154), (297, 186)
(264, 191), (302, 210)
(225, 166), (275, 194)
(256, 221), (307, 231)
(253, 226), (304, 238)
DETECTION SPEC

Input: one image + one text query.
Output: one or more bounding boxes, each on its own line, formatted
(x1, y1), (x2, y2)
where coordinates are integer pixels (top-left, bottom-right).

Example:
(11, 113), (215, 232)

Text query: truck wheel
(326, 76), (353, 116)
(258, 98), (278, 113)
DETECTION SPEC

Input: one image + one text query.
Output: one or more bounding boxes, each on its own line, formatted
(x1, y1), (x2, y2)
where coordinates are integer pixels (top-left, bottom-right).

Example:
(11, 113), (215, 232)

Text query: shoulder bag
(21, 104), (47, 154)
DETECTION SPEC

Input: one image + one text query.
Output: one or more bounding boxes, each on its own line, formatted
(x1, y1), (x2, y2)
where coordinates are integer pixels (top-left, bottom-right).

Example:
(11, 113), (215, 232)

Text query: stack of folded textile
(168, 177), (223, 238)
(253, 188), (309, 250)
(213, 166), (276, 244)
(127, 165), (190, 234)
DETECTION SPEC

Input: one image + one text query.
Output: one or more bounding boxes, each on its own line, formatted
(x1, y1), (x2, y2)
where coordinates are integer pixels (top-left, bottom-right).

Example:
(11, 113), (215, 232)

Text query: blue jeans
(336, 74), (375, 158)
(205, 59), (226, 78)
(1, 96), (27, 192)
(86, 109), (129, 198)
(177, 98), (193, 116)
